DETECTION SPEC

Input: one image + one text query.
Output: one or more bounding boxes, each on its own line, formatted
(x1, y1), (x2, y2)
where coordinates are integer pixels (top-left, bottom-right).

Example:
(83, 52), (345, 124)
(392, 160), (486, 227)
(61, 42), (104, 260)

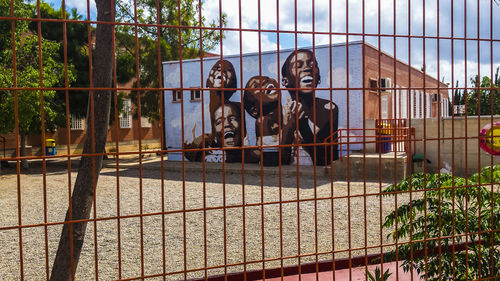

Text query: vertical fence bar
(155, 0), (166, 278)
(276, 1), (284, 279)
(475, 0), (482, 278)
(361, 0), (368, 280)
(450, 0), (457, 278)
(488, 0), (495, 277)
(132, 0), (145, 277)
(237, 0), (247, 279)
(175, 1), (188, 280)
(330, 0), (337, 279)
(463, 0), (470, 278)
(196, 1), (208, 280)
(111, 2), (122, 276)
(9, 0), (24, 278)
(422, 0), (430, 279)
(33, 1), (50, 279)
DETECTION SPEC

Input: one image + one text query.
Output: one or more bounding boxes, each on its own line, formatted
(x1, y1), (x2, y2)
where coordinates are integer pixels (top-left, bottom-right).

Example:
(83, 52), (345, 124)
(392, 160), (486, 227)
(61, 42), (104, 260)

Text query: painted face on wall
(282, 50), (320, 95)
(207, 60), (236, 89)
(213, 103), (242, 147)
(244, 76), (280, 118)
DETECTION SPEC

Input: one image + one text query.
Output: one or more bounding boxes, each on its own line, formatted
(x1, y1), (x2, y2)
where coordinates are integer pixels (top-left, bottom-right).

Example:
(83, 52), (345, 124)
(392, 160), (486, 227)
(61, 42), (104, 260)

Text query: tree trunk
(20, 132), (29, 169)
(50, 0), (115, 279)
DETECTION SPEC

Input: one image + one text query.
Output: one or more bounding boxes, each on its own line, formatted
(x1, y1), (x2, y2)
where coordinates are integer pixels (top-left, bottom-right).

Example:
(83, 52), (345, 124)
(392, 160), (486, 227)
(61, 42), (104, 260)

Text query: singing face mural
(280, 49), (339, 165)
(243, 75), (280, 118)
(208, 60), (238, 129)
(179, 49), (338, 165)
(206, 59), (237, 99)
(244, 76), (282, 147)
(212, 102), (243, 147)
(281, 49), (321, 96)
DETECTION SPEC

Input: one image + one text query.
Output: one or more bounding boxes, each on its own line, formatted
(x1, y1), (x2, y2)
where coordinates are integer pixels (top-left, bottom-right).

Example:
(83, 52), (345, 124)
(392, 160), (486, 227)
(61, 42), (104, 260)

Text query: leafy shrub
(366, 266), (392, 281)
(382, 165), (499, 280)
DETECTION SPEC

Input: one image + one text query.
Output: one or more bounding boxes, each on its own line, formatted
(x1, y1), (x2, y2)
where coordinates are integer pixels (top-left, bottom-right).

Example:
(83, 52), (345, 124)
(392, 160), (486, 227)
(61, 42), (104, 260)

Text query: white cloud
(201, 0), (500, 87)
(65, 0), (96, 20)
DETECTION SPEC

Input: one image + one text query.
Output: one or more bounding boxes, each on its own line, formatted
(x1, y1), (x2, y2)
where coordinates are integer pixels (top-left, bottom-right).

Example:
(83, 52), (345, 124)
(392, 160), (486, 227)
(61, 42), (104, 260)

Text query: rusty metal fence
(0, 0), (499, 280)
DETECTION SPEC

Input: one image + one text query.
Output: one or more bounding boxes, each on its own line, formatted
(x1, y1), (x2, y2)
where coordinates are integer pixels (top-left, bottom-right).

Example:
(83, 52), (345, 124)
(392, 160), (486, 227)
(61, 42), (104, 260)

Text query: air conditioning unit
(432, 93), (439, 102)
(380, 78), (392, 92)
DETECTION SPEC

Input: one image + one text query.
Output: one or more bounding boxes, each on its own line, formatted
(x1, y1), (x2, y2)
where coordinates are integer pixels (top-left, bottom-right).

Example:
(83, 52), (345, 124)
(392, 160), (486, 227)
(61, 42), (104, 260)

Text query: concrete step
(325, 152), (408, 182)
(159, 152), (408, 182)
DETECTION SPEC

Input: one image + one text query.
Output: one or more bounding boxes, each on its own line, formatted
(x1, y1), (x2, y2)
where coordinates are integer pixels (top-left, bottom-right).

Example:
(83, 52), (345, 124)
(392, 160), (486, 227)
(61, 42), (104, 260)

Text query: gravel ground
(0, 159), (413, 280)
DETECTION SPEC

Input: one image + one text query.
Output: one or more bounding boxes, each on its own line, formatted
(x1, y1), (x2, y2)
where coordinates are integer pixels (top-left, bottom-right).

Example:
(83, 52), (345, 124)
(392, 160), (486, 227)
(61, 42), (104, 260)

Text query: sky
(46, 0), (500, 87)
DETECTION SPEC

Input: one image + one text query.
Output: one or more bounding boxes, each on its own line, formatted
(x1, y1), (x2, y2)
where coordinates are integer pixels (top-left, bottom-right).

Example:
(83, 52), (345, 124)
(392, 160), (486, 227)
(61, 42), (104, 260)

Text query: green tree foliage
(25, 1), (124, 123)
(0, 0), (31, 50)
(28, 2), (90, 119)
(0, 0), (75, 167)
(115, 0), (226, 121)
(466, 70), (500, 116)
(453, 68), (500, 116)
(0, 35), (75, 134)
(382, 166), (500, 280)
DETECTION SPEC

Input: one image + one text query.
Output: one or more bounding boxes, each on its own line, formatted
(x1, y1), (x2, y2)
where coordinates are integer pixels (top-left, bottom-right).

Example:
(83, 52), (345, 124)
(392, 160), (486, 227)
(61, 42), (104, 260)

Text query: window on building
(120, 99), (132, 128)
(140, 116), (152, 128)
(70, 115), (85, 130)
(395, 86), (401, 118)
(442, 98), (448, 117)
(172, 90), (182, 102)
(401, 89), (408, 118)
(419, 91), (423, 118)
(190, 88), (201, 101)
(427, 94), (432, 118)
(381, 95), (388, 119)
(412, 90), (417, 118)
(369, 79), (378, 93)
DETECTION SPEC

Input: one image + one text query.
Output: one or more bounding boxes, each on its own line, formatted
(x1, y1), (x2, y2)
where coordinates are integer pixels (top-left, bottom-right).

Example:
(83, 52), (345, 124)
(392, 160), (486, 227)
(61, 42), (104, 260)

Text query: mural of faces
(179, 49), (337, 165)
(243, 75), (280, 118)
(213, 102), (242, 147)
(206, 60), (237, 91)
(282, 49), (321, 96)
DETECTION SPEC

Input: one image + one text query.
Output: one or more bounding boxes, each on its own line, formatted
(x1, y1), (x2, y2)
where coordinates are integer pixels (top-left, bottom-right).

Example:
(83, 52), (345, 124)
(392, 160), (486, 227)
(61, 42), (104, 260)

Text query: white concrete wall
(411, 116), (500, 176)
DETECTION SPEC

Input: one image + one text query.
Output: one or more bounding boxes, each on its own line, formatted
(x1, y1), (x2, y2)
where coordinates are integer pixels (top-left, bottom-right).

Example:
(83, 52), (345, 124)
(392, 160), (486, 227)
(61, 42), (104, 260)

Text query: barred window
(70, 115), (85, 130)
(190, 88), (201, 101)
(172, 90), (182, 102)
(381, 95), (388, 119)
(120, 99), (131, 128)
(369, 78), (378, 93)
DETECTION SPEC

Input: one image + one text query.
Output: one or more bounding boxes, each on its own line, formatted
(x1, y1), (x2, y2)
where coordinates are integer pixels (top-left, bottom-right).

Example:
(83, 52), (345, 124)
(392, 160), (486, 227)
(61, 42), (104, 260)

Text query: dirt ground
(0, 158), (411, 280)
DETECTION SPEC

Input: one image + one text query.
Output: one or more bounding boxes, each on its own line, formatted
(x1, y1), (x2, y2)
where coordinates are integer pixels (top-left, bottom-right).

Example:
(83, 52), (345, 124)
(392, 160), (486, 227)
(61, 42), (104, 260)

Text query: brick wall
(363, 44), (449, 120)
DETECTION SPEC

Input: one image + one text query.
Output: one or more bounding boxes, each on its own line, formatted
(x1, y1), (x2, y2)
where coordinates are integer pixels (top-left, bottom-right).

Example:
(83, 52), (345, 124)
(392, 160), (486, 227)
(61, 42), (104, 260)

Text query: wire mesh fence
(0, 0), (499, 280)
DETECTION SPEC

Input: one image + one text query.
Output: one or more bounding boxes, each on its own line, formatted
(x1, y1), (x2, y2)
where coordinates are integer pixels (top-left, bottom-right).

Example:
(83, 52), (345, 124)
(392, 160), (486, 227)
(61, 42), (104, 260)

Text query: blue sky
(45, 0), (500, 87)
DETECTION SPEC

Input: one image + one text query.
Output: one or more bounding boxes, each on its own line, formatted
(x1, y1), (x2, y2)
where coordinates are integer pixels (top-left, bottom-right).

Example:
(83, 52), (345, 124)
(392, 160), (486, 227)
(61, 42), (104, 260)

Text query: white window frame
(172, 89), (182, 102)
(70, 115), (85, 131)
(418, 91), (424, 118)
(120, 99), (132, 129)
(401, 89), (408, 118)
(426, 94), (431, 118)
(442, 97), (448, 117)
(190, 88), (201, 102)
(381, 95), (388, 119)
